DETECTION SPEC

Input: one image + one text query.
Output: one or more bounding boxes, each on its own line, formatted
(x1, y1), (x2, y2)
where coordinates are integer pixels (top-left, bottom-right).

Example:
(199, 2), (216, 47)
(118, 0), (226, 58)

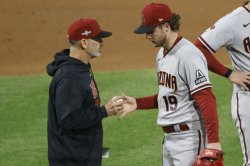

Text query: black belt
(162, 124), (189, 133)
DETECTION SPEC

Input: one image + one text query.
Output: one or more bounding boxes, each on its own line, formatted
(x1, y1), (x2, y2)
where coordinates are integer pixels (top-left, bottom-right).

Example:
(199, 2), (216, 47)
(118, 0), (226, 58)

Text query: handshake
(104, 94), (136, 119)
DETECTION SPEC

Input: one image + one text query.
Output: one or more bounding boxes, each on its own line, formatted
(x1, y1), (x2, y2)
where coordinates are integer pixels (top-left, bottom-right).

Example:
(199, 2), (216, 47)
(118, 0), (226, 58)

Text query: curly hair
(168, 13), (181, 31)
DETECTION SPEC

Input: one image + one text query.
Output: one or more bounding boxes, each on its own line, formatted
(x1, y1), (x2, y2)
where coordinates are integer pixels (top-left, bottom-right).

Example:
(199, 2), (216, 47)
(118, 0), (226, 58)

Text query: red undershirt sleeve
(135, 94), (158, 109)
(192, 87), (219, 143)
(194, 39), (232, 78)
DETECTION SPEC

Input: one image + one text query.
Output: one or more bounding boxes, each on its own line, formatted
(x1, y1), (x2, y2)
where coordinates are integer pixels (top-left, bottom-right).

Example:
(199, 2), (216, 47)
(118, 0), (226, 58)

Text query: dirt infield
(0, 0), (241, 76)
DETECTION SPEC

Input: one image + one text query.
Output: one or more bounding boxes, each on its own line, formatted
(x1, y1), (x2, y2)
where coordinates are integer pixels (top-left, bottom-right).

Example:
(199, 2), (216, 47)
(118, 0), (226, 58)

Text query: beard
(87, 49), (101, 58)
(158, 35), (167, 47)
(152, 34), (167, 47)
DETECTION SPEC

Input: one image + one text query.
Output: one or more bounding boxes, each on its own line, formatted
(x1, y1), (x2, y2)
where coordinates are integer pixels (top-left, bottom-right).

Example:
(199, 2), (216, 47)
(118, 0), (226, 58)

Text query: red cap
(67, 18), (112, 41)
(134, 3), (172, 34)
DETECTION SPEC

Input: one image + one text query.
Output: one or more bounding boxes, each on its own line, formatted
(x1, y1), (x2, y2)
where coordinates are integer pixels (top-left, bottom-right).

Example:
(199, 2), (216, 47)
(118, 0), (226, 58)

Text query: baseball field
(0, 0), (244, 165)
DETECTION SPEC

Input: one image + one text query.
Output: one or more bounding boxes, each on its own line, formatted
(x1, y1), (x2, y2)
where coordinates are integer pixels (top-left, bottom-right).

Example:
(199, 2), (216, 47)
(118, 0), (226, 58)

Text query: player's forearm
(136, 94), (158, 109)
(194, 39), (233, 78)
(192, 88), (219, 143)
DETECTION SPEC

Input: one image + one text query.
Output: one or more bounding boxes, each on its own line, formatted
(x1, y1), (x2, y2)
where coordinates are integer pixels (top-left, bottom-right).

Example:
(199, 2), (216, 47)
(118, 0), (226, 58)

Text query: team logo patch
(89, 79), (98, 99)
(195, 70), (207, 85)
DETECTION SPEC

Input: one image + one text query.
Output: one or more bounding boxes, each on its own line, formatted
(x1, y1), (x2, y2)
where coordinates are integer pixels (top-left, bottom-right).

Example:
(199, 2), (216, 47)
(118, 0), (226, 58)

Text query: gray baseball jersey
(199, 6), (250, 165)
(199, 6), (250, 91)
(157, 37), (210, 165)
(156, 37), (211, 126)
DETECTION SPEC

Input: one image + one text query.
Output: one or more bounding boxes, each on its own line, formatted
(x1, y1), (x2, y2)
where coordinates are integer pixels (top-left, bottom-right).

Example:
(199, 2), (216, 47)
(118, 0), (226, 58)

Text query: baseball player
(119, 3), (223, 166)
(194, 1), (250, 165)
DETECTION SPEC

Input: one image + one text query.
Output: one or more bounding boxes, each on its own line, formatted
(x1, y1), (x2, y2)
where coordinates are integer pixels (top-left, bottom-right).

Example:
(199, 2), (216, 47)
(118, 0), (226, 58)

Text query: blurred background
(0, 0), (241, 76)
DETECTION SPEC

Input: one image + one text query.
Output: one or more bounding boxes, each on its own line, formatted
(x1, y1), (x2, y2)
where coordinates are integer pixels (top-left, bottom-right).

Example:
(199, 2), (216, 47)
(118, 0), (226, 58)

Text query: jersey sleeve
(178, 51), (212, 95)
(192, 88), (219, 143)
(194, 39), (233, 78)
(198, 17), (234, 53)
(136, 94), (158, 109)
(55, 79), (107, 130)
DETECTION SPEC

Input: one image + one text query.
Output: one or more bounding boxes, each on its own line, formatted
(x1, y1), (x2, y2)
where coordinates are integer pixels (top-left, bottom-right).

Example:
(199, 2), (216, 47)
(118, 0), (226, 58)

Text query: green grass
(0, 69), (242, 165)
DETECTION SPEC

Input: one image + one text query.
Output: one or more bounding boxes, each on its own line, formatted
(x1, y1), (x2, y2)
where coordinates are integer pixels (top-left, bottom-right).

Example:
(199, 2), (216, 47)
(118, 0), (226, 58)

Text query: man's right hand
(117, 93), (137, 119)
(228, 71), (250, 90)
(105, 96), (124, 116)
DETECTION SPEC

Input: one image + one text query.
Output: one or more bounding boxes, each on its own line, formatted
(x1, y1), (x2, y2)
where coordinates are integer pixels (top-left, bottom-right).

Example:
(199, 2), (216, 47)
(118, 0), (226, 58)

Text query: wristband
(224, 69), (233, 78)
